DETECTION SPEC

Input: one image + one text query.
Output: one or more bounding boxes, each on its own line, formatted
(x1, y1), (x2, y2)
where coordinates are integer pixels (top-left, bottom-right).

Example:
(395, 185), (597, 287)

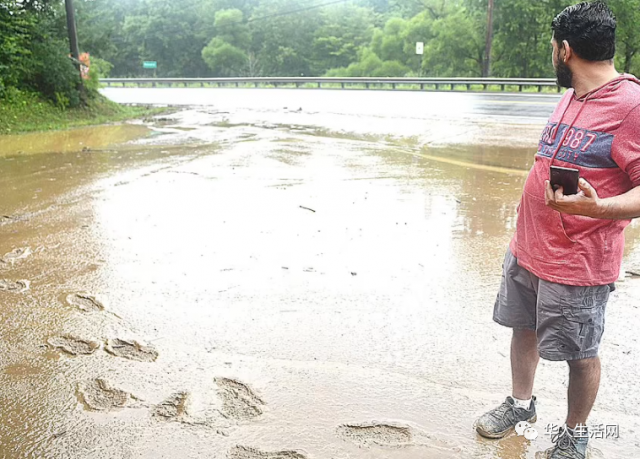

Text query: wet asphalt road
(102, 88), (561, 122)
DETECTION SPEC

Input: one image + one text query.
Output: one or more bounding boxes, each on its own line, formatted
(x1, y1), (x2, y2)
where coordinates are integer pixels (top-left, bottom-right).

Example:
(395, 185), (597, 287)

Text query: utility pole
(483, 0), (494, 77)
(65, 0), (81, 70)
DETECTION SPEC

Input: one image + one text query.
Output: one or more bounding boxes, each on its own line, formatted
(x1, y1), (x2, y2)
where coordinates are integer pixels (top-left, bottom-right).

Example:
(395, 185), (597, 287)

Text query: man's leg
(566, 356), (601, 428)
(511, 328), (540, 400)
(476, 249), (539, 439)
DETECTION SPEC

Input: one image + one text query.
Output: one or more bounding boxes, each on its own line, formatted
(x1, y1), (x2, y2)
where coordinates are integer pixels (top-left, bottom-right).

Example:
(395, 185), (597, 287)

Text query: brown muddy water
(1, 110), (640, 459)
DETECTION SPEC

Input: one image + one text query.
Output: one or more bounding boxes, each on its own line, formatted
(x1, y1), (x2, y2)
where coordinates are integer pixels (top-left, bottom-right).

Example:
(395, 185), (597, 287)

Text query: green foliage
(0, 87), (164, 134)
(202, 37), (248, 76)
(214, 9), (251, 48)
(609, 0), (640, 73)
(3, 0), (640, 107)
(85, 57), (114, 92)
(26, 39), (82, 107)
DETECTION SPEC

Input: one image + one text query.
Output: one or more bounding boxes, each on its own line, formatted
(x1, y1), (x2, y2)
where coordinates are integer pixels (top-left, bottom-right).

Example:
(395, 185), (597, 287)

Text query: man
(474, 2), (640, 458)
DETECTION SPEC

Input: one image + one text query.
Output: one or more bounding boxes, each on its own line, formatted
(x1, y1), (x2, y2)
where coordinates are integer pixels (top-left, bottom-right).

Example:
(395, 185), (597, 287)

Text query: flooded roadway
(1, 91), (640, 459)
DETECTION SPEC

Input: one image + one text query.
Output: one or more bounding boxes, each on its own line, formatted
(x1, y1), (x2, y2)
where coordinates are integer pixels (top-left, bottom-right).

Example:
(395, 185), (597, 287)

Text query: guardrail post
(501, 84), (505, 91)
(254, 82), (258, 88)
(341, 82), (345, 89)
(538, 85), (542, 92)
(235, 82), (239, 88)
(366, 83), (369, 89)
(317, 82), (321, 88)
(420, 83), (424, 90)
(392, 83), (396, 90)
(122, 82), (125, 87)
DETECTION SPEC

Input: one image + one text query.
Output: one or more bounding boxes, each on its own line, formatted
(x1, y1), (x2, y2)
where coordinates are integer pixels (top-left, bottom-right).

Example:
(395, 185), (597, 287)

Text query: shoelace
(488, 402), (519, 424)
(550, 429), (580, 458)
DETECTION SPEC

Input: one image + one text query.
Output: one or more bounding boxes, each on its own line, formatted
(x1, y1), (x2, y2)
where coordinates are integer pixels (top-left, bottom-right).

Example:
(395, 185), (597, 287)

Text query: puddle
(105, 338), (158, 362)
(0, 124), (150, 157)
(3, 363), (41, 376)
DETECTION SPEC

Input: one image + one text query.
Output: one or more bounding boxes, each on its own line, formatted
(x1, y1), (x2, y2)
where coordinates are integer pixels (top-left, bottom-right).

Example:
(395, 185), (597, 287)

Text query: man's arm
(545, 178), (640, 219)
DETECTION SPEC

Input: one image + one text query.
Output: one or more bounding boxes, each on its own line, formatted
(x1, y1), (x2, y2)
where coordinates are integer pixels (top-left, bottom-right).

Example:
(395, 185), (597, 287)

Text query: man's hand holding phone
(544, 177), (602, 218)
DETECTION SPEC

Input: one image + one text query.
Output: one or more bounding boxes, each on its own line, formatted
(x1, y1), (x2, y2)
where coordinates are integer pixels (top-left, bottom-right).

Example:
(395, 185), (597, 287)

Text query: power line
(246, 0), (350, 24)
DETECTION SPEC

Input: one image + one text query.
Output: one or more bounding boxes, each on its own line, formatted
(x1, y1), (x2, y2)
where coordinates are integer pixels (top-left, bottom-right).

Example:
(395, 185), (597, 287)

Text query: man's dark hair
(551, 1), (616, 61)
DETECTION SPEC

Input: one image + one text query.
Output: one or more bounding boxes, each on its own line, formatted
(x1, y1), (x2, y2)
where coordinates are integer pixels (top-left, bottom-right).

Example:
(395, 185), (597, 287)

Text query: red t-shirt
(511, 74), (640, 286)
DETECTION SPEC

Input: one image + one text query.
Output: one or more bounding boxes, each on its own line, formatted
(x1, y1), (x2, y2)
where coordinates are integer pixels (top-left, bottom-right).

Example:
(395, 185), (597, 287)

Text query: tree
(249, 0), (322, 76)
(311, 5), (376, 74)
(609, 0), (640, 74)
(213, 9), (250, 49)
(202, 37), (248, 76)
(421, 6), (485, 76)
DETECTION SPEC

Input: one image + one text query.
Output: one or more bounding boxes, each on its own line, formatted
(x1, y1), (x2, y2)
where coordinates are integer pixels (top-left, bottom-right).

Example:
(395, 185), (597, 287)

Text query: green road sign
(143, 61), (157, 69)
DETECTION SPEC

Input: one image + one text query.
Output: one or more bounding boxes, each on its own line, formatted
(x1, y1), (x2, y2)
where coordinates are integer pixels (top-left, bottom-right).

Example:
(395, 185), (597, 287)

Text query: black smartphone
(550, 165), (580, 195)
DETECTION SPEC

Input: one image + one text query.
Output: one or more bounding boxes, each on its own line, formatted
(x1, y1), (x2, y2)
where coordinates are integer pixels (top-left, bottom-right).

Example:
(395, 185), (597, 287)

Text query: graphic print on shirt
(537, 122), (616, 168)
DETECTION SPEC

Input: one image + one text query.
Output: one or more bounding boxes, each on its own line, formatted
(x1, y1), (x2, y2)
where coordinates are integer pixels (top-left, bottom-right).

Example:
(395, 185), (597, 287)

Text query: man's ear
(562, 40), (572, 62)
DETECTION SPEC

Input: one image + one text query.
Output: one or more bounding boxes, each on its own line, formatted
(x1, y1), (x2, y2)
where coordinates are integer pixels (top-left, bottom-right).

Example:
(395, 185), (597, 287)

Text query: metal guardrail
(101, 77), (560, 92)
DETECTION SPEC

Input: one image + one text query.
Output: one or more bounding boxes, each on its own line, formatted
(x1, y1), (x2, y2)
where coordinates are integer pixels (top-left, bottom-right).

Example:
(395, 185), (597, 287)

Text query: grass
(0, 90), (166, 135)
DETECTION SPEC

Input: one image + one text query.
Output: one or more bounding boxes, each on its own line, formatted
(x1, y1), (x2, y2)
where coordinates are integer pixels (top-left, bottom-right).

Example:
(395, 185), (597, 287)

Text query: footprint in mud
(1, 247), (31, 265)
(77, 379), (130, 412)
(66, 293), (104, 313)
(48, 336), (100, 356)
(105, 338), (158, 362)
(214, 377), (266, 420)
(337, 423), (413, 447)
(0, 279), (29, 293)
(228, 446), (308, 459)
(154, 392), (189, 420)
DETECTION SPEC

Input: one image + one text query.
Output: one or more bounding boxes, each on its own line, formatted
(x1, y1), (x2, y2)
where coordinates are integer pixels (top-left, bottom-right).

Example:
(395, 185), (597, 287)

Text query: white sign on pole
(416, 42), (424, 55)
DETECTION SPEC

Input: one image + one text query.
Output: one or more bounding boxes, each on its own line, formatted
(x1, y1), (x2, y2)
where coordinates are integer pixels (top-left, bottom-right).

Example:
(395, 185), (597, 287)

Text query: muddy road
(1, 95), (639, 459)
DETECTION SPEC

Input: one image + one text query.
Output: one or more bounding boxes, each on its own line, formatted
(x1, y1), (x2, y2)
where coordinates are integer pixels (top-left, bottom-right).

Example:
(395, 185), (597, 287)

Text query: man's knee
(513, 328), (537, 340)
(568, 356), (599, 371)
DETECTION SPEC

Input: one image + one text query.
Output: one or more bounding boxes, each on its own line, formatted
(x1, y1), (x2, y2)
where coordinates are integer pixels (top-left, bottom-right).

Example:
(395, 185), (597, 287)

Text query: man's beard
(555, 52), (573, 88)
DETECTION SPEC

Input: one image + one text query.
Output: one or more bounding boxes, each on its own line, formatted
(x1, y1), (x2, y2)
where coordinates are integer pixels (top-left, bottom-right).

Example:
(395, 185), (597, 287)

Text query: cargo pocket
(559, 290), (607, 354)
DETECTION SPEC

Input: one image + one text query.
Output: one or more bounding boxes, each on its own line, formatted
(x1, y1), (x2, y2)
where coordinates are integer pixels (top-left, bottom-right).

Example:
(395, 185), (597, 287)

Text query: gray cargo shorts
(493, 248), (613, 361)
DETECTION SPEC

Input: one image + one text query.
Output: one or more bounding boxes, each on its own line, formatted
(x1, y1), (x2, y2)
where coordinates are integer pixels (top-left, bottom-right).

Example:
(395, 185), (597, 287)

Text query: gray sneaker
(538, 426), (588, 459)
(475, 396), (537, 438)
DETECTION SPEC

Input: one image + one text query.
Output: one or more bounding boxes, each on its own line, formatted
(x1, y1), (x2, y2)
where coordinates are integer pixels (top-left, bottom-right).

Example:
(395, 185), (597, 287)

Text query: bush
(24, 40), (82, 108)
(85, 57), (114, 93)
